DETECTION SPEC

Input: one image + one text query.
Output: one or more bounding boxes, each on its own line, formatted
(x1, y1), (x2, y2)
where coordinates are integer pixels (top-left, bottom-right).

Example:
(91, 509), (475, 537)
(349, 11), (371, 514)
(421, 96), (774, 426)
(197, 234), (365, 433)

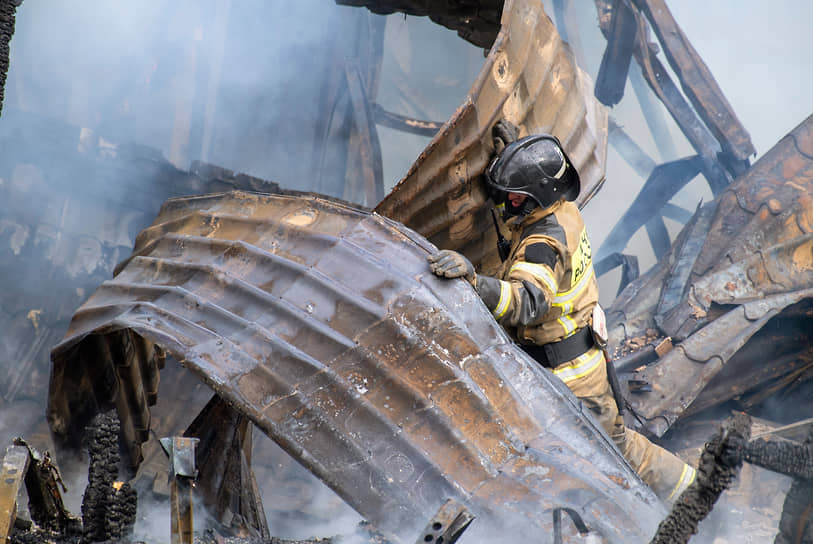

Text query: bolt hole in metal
(423, 521), (445, 542)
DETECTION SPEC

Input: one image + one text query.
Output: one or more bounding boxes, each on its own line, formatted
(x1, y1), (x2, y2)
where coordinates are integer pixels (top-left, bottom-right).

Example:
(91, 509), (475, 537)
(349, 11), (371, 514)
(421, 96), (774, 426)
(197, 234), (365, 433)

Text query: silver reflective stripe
(556, 314), (578, 337)
(552, 347), (603, 384)
(493, 280), (512, 319)
(509, 261), (558, 293)
(553, 264), (594, 306)
(667, 464), (696, 501)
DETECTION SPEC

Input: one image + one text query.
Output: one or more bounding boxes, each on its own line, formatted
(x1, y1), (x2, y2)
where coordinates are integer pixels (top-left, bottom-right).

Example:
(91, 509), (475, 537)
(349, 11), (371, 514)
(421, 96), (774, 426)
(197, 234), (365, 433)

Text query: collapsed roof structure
(0, 0), (810, 542)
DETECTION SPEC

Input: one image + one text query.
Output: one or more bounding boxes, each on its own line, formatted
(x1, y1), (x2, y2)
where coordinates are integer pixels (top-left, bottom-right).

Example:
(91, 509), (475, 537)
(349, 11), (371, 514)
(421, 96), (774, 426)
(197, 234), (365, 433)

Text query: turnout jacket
(477, 200), (598, 346)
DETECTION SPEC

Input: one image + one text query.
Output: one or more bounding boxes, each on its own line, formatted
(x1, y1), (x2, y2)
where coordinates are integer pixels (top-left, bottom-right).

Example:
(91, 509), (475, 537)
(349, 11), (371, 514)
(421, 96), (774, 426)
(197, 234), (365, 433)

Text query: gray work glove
(492, 119), (520, 154)
(427, 249), (476, 285)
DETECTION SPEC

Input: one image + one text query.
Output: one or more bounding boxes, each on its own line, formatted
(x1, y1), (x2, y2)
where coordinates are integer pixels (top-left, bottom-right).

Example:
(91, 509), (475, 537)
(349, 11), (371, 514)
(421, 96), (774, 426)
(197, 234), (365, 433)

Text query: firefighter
(427, 127), (696, 503)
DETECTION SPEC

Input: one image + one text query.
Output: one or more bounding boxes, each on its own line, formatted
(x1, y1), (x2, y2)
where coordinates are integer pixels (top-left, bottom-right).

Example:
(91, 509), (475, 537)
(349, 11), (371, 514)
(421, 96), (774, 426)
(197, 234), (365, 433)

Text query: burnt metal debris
(609, 114), (813, 439)
(48, 190), (664, 542)
(0, 0), (808, 541)
(160, 436), (199, 544)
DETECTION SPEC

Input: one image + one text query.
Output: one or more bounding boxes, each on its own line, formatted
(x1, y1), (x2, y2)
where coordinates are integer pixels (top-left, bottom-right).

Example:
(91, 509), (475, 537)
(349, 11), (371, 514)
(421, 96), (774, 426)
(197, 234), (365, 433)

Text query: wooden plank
(0, 445), (29, 542)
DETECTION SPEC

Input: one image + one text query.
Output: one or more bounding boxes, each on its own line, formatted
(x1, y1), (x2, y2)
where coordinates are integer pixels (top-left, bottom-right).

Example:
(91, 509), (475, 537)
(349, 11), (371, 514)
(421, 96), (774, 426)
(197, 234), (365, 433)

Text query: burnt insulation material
(650, 412), (751, 544)
(0, 0), (21, 117)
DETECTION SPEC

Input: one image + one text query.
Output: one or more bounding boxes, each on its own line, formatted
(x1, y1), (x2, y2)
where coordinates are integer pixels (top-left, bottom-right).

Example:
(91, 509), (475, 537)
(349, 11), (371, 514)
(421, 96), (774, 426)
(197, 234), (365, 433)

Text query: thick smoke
(2, 0), (812, 542)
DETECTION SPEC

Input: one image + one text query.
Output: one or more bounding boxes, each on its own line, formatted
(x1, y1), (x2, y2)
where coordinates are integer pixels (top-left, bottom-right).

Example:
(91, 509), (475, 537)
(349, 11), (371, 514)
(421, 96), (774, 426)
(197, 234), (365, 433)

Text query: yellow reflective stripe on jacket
(552, 347), (603, 384)
(509, 261), (558, 294)
(552, 263), (595, 306)
(667, 464), (696, 501)
(557, 314), (579, 338)
(493, 280), (513, 319)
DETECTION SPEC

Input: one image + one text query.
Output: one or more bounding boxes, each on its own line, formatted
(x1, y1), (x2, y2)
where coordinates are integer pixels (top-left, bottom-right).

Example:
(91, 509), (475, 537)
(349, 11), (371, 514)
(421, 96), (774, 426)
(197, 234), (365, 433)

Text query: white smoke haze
(2, 1), (812, 542)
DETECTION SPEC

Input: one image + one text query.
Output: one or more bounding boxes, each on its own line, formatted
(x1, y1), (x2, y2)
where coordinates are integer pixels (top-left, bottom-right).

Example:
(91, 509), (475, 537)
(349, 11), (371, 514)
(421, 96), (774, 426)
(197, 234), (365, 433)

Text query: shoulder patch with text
(570, 227), (592, 285)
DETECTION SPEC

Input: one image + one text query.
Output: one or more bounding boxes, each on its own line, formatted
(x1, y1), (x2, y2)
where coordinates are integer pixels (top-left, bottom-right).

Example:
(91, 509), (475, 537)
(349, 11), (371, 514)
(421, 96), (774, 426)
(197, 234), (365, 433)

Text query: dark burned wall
(0, 109), (282, 442)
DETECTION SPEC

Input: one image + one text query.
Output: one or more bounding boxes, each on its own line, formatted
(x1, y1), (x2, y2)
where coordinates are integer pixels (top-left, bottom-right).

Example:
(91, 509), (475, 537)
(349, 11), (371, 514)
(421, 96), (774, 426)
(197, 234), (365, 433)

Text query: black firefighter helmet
(485, 133), (581, 217)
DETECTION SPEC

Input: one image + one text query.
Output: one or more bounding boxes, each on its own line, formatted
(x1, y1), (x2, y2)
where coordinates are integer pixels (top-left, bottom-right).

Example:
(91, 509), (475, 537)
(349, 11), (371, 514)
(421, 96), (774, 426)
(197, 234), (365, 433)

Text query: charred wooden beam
(13, 439), (78, 535)
(345, 58), (385, 206)
(631, 0), (755, 166)
(650, 412), (751, 544)
(746, 427), (813, 544)
(745, 438), (813, 481)
(373, 104), (442, 137)
(0, 0), (22, 117)
(594, 0), (732, 195)
(0, 444), (28, 542)
(82, 411), (137, 542)
(594, 0), (637, 106)
(185, 394), (269, 540)
(608, 117), (657, 178)
(630, 64), (678, 161)
(594, 252), (640, 297)
(596, 155), (702, 261)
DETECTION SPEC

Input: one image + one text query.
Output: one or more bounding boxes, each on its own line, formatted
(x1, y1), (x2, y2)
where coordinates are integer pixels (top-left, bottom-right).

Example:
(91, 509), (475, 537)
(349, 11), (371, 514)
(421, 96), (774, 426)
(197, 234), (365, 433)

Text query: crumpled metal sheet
(49, 191), (662, 541)
(375, 0), (607, 276)
(608, 114), (813, 437)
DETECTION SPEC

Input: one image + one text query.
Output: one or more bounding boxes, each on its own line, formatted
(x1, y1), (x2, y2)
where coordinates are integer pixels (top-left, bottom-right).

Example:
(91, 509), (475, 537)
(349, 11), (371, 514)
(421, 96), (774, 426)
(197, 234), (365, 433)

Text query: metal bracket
(160, 436), (199, 544)
(413, 499), (474, 544)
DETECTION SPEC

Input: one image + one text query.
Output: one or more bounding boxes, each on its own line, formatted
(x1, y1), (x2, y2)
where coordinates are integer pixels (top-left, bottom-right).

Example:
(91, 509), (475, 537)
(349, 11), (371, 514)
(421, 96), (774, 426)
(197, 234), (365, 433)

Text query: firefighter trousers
(552, 346), (696, 503)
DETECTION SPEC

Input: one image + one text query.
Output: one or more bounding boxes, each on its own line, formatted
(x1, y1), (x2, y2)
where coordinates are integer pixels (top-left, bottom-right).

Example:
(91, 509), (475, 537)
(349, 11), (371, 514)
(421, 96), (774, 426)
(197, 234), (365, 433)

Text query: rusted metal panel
(375, 0), (608, 276)
(50, 191), (662, 541)
(608, 114), (813, 437)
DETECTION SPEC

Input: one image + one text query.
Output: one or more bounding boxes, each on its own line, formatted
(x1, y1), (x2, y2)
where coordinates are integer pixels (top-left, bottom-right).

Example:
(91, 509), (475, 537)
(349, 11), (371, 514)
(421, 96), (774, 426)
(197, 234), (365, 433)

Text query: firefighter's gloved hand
(427, 250), (476, 285)
(492, 119), (520, 154)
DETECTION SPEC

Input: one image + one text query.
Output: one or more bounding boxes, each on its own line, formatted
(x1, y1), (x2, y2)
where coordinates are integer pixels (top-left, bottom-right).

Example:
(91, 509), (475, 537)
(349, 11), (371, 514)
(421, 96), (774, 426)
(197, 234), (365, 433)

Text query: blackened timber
(645, 215), (671, 260)
(650, 413), (751, 544)
(0, 0), (21, 117)
(373, 104), (442, 137)
(593, 0), (731, 195)
(630, 65), (678, 161)
(594, 252), (639, 297)
(14, 439), (77, 534)
(769, 427), (813, 544)
(632, 0), (755, 163)
(0, 445), (28, 541)
(596, 155), (702, 261)
(594, 0), (637, 106)
(745, 437), (813, 481)
(630, 14), (731, 196)
(185, 394), (270, 540)
(608, 118), (656, 178)
(345, 58), (385, 206)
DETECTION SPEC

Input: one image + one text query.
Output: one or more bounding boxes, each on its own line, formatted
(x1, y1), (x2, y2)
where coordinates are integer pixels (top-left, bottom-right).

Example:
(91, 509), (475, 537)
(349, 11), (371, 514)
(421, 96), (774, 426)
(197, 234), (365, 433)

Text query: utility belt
(521, 326), (595, 369)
